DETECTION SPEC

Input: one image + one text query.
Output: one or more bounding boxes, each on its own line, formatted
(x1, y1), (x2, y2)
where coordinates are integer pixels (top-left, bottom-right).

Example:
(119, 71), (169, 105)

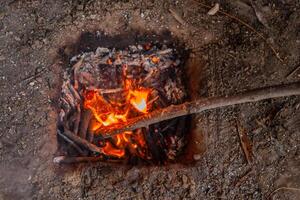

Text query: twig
(234, 168), (253, 187)
(236, 122), (253, 164)
(63, 128), (103, 153)
(286, 65), (300, 79)
(169, 8), (187, 26)
(21, 67), (47, 83)
(193, 1), (283, 62)
(101, 82), (300, 137)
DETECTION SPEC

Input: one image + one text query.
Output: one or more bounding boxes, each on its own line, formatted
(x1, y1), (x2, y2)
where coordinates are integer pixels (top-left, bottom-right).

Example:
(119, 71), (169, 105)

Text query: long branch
(101, 82), (300, 137)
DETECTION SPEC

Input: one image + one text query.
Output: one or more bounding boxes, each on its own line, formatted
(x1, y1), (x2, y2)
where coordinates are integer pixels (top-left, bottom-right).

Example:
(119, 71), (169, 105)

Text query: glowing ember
(83, 81), (151, 158)
(103, 142), (125, 158)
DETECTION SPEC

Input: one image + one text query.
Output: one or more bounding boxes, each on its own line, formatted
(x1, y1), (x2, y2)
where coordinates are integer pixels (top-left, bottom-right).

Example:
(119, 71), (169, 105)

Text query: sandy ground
(0, 0), (299, 199)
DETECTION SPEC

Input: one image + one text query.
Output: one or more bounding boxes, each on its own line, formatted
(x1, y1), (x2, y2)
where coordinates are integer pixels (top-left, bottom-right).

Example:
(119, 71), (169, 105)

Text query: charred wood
(63, 128), (103, 154)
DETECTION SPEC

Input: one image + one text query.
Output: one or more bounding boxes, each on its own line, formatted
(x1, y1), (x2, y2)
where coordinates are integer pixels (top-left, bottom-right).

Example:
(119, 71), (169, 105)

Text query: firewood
(94, 88), (123, 94)
(63, 128), (103, 154)
(73, 104), (81, 135)
(79, 109), (93, 139)
(72, 57), (83, 90)
(102, 82), (300, 137)
(57, 129), (86, 155)
(53, 156), (103, 164)
(68, 82), (81, 101)
(53, 155), (122, 164)
(62, 84), (77, 109)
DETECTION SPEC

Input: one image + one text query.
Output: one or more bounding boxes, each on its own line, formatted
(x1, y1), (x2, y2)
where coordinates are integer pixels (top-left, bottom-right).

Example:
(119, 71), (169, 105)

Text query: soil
(0, 0), (299, 199)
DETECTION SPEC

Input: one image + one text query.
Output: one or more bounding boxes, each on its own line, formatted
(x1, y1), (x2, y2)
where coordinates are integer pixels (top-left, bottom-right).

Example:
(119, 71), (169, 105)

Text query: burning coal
(57, 43), (188, 163)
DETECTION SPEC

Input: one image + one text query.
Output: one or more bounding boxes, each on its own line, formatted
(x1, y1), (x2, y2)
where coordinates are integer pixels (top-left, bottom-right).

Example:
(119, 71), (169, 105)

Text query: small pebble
(14, 36), (21, 41)
(193, 154), (201, 161)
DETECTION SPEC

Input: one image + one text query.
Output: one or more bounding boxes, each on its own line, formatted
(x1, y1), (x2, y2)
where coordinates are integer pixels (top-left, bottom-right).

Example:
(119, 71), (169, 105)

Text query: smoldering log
(103, 82), (300, 136)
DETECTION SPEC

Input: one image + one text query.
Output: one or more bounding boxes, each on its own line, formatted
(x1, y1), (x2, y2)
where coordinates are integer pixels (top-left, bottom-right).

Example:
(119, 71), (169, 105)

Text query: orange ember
(151, 56), (160, 64)
(83, 80), (152, 159)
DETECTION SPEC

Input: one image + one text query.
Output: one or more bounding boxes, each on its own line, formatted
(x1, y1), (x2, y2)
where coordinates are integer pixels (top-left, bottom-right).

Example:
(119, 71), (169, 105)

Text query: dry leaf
(207, 3), (220, 16)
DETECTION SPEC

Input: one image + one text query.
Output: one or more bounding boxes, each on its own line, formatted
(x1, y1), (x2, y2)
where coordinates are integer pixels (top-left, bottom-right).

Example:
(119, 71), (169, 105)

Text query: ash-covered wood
(57, 43), (188, 163)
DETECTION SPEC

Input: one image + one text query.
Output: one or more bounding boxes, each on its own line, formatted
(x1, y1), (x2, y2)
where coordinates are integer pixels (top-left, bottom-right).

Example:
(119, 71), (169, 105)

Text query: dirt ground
(0, 0), (300, 199)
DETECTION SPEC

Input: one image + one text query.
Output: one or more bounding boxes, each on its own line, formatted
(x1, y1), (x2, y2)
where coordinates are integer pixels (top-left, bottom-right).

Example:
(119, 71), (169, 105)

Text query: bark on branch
(101, 82), (300, 137)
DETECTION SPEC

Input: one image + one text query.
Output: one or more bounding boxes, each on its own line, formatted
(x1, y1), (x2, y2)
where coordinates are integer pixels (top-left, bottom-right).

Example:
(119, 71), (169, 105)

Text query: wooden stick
(53, 156), (122, 164)
(286, 65), (300, 79)
(53, 156), (103, 164)
(63, 128), (103, 154)
(79, 109), (93, 139)
(57, 130), (85, 155)
(102, 82), (300, 137)
(73, 104), (81, 135)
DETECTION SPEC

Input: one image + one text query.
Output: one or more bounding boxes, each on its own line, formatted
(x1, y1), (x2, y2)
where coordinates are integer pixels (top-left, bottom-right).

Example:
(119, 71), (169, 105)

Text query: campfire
(55, 35), (300, 165)
(56, 43), (188, 164)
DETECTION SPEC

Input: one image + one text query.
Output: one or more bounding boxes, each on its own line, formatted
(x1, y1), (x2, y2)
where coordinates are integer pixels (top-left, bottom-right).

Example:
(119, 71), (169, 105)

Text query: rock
(126, 168), (140, 183)
(182, 174), (189, 189)
(0, 10), (5, 20)
(14, 36), (21, 41)
(193, 154), (201, 161)
(0, 55), (5, 61)
(32, 40), (43, 49)
(37, 17), (44, 24)
(77, 5), (84, 10)
(90, 14), (97, 19)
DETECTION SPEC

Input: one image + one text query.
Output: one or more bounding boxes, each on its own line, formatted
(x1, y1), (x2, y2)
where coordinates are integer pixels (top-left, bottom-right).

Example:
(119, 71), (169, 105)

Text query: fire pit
(56, 42), (189, 164)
